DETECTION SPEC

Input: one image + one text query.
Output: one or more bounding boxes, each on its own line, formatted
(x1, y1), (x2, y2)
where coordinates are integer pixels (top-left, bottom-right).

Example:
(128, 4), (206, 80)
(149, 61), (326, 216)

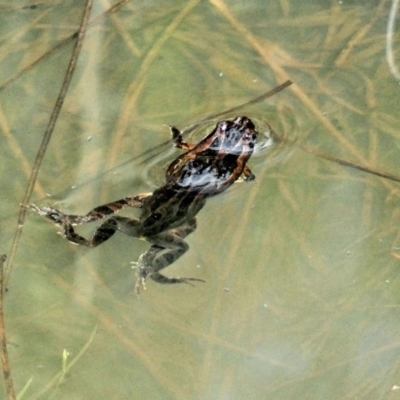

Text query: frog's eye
(217, 121), (229, 132)
(241, 131), (257, 145)
(242, 132), (251, 141)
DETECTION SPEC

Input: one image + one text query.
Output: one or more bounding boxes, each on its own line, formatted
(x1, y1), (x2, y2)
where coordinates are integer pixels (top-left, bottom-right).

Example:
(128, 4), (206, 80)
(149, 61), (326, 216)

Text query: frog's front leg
(243, 165), (255, 181)
(168, 125), (196, 150)
(135, 218), (204, 292)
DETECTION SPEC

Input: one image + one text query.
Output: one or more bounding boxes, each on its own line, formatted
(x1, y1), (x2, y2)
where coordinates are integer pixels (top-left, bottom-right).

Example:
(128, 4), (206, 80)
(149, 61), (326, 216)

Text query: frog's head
(211, 116), (258, 156)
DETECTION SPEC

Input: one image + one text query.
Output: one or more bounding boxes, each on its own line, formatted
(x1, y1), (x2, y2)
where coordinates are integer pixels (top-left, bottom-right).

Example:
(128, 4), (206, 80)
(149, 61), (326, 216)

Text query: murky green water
(1, 1), (400, 399)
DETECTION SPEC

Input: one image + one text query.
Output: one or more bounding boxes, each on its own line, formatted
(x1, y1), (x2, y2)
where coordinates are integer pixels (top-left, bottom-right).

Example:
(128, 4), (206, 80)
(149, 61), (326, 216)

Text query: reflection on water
(1, 1), (400, 399)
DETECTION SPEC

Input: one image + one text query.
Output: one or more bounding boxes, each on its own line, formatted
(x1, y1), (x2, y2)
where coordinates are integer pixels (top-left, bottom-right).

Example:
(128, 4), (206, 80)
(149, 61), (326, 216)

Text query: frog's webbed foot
(28, 204), (92, 246)
(28, 205), (70, 225)
(134, 271), (205, 295)
(133, 230), (205, 294)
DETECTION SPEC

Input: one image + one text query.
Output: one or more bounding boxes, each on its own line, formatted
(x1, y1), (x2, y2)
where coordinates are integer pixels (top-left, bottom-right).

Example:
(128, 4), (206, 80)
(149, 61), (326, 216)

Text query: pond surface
(1, 1), (400, 399)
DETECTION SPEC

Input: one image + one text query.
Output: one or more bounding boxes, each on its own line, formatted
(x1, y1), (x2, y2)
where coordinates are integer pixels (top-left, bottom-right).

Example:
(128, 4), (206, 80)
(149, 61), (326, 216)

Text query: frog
(29, 116), (259, 293)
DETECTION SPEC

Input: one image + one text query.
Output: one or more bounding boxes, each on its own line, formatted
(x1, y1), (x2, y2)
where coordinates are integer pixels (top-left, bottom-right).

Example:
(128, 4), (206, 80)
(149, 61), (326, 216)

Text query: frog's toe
(134, 276), (147, 295)
(181, 277), (206, 287)
(27, 204), (44, 214)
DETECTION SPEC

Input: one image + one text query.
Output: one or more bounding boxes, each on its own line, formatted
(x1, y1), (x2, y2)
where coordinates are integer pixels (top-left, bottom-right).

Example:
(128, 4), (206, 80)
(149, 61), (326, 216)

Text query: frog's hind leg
(135, 218), (204, 292)
(35, 215), (141, 248)
(30, 193), (150, 226)
(29, 195), (149, 247)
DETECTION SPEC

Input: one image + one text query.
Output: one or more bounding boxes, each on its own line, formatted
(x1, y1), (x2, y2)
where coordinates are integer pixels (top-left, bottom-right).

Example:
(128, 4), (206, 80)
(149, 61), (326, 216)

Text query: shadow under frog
(30, 116), (258, 293)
